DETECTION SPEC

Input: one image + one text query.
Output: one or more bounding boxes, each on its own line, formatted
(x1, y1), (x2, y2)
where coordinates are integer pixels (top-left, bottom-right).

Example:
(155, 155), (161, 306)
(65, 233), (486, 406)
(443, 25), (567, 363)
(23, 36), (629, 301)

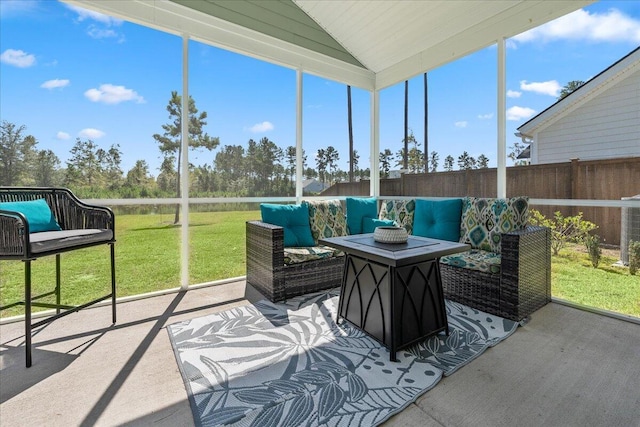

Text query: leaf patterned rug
(167, 289), (519, 427)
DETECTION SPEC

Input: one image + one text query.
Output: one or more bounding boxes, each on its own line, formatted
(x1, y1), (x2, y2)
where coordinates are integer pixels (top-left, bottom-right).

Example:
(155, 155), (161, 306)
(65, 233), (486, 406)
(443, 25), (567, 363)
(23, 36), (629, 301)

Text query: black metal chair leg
(110, 243), (116, 324)
(25, 260), (32, 368)
(56, 254), (61, 315)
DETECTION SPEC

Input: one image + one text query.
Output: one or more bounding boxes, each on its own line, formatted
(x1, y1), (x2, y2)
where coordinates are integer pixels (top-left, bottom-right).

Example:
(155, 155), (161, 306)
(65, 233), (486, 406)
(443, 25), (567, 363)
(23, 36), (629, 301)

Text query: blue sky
(1, 0), (639, 176)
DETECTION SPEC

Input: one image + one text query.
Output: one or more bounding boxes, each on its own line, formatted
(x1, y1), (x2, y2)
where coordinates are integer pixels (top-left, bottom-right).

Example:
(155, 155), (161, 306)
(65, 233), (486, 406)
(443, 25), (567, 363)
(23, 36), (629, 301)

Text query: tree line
(2, 92), (500, 200)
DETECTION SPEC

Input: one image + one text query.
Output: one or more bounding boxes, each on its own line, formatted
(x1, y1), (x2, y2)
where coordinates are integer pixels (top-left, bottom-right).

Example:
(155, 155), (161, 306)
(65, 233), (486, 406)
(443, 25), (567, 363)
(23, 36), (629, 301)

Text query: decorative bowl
(373, 226), (408, 244)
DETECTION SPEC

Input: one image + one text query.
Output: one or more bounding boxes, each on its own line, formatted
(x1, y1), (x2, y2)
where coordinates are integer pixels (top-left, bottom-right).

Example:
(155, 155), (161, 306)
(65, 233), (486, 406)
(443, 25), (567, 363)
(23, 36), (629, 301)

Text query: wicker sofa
(246, 197), (551, 322)
(246, 200), (347, 302)
(377, 197), (551, 321)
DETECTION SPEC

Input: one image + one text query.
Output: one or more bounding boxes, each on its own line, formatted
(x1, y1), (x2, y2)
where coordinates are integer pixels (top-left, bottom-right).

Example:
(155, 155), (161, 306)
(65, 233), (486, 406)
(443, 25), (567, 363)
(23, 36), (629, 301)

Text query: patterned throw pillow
(459, 196), (529, 253)
(304, 200), (347, 245)
(379, 199), (416, 235)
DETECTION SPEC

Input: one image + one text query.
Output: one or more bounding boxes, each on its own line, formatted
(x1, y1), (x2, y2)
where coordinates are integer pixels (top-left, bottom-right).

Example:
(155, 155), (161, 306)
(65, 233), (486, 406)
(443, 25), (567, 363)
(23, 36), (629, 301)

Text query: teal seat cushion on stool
(260, 203), (314, 247)
(346, 197), (378, 234)
(413, 199), (462, 242)
(0, 198), (62, 233)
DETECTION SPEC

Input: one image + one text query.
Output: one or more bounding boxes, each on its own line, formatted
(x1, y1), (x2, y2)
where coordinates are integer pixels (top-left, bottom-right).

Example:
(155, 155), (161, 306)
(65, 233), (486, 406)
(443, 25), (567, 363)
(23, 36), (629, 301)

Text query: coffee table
(319, 234), (469, 361)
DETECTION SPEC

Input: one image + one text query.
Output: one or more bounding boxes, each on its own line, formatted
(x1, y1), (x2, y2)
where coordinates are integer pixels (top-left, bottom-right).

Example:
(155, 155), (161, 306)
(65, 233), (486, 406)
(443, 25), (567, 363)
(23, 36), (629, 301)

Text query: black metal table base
(338, 254), (449, 361)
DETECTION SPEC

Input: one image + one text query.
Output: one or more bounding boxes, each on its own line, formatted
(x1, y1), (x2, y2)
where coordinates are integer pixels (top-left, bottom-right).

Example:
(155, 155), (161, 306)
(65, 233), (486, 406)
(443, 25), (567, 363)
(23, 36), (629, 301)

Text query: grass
(552, 243), (640, 317)
(0, 210), (259, 318)
(2, 212), (639, 319)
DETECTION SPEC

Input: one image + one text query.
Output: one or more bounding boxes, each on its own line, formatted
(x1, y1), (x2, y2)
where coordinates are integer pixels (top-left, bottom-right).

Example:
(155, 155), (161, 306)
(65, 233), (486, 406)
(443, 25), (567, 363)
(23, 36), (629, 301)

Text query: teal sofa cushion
(362, 217), (395, 233)
(346, 197), (377, 234)
(0, 198), (62, 233)
(413, 199), (462, 242)
(260, 203), (314, 247)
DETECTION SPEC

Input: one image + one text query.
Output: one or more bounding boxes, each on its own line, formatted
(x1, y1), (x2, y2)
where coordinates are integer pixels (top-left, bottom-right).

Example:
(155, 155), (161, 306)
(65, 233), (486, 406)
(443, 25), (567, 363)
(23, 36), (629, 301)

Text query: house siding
(535, 69), (640, 164)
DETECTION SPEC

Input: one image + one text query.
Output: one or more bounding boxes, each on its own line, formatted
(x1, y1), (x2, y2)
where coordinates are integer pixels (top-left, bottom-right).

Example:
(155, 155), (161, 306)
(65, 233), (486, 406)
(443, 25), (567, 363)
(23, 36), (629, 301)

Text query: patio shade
(65, 0), (593, 90)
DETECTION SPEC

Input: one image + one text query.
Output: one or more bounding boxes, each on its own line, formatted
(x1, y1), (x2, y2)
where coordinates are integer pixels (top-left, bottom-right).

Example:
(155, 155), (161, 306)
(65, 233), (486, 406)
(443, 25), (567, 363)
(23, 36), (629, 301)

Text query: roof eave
(375, 1), (593, 90)
(518, 47), (640, 137)
(63, 0), (376, 90)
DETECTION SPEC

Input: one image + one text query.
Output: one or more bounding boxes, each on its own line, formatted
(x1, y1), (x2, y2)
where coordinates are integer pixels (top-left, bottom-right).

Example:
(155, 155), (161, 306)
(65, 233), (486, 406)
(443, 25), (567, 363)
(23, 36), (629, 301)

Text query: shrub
(585, 234), (602, 268)
(629, 240), (640, 275)
(529, 209), (598, 256)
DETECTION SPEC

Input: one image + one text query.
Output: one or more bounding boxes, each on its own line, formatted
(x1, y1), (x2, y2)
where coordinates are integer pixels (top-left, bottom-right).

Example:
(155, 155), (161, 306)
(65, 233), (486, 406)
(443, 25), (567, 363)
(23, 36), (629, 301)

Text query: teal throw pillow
(260, 203), (315, 247)
(0, 198), (62, 233)
(362, 217), (395, 233)
(346, 197), (378, 234)
(413, 199), (462, 242)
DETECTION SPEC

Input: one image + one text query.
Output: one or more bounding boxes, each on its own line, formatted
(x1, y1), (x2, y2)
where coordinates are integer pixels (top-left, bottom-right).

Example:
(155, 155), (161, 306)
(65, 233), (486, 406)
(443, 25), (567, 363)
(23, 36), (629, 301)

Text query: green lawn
(2, 212), (639, 319)
(552, 244), (640, 317)
(0, 210), (259, 318)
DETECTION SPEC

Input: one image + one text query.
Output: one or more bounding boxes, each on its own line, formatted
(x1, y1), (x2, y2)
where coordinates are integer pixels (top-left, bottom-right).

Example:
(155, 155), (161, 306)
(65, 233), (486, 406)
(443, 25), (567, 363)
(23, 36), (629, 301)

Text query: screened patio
(1, 1), (639, 425)
(0, 279), (637, 426)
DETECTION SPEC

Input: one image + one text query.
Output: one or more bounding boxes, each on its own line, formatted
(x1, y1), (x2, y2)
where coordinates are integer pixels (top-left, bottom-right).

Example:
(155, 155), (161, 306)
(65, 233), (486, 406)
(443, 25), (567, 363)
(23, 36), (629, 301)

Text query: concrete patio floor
(1, 280), (639, 427)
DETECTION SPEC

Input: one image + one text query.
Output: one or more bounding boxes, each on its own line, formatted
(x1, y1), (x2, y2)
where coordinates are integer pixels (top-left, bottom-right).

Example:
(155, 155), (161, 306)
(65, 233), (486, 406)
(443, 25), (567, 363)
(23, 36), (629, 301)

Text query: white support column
(370, 90), (380, 197)
(180, 34), (190, 290)
(497, 37), (507, 198)
(296, 69), (303, 202)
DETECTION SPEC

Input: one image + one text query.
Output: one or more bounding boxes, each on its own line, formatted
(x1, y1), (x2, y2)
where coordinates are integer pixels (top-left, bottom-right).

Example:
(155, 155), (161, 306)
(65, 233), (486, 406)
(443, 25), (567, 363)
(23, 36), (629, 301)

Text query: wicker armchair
(440, 225), (551, 322)
(246, 220), (343, 302)
(0, 187), (116, 367)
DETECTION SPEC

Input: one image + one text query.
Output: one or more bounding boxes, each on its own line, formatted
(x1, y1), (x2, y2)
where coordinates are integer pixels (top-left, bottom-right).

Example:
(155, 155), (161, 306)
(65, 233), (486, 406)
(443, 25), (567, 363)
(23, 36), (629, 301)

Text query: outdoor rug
(167, 289), (519, 427)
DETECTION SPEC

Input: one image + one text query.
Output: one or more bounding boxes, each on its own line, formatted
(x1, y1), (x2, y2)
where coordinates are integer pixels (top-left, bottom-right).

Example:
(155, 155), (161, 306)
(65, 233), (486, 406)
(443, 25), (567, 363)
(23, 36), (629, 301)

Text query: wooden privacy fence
(322, 157), (640, 246)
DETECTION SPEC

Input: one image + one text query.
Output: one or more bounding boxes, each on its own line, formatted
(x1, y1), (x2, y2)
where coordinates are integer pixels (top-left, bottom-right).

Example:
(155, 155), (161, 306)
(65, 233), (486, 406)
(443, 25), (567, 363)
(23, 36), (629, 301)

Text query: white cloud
(56, 131), (70, 140)
(454, 121), (468, 128)
(513, 8), (640, 44)
(520, 80), (561, 97)
(84, 84), (145, 104)
(65, 4), (124, 42)
(78, 128), (105, 139)
(0, 49), (36, 67)
(478, 113), (493, 120)
(65, 4), (122, 26)
(0, 0), (38, 16)
(87, 26), (118, 40)
(507, 90), (522, 98)
(249, 121), (274, 133)
(507, 106), (536, 121)
(41, 79), (70, 89)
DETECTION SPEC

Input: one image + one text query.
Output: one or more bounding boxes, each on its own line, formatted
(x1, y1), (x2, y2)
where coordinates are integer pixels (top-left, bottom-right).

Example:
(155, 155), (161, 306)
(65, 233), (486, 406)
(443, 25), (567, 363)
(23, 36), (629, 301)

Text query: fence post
(570, 158), (580, 215)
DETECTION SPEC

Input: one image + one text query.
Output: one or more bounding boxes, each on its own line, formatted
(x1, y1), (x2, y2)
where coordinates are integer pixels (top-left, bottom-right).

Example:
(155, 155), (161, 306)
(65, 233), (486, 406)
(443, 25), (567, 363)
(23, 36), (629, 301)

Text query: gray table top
(319, 234), (469, 267)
